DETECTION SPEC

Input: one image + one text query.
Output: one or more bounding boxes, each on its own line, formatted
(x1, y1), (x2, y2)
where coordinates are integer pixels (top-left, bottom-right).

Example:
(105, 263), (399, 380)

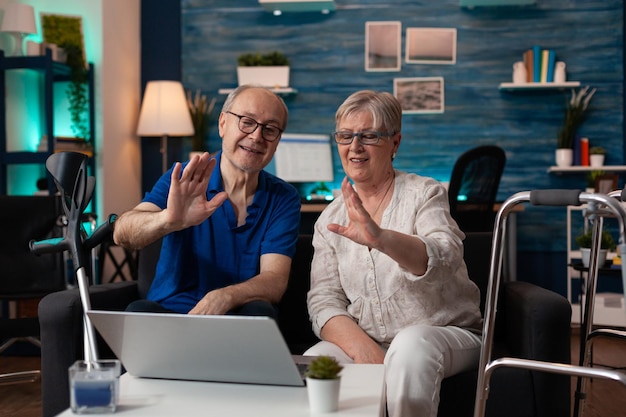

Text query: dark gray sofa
(38, 232), (571, 417)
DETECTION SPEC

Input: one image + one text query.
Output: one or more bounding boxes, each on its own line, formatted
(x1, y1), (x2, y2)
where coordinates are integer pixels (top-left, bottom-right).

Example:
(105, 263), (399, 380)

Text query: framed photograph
(405, 28), (457, 65)
(365, 21), (401, 72)
(40, 13), (86, 68)
(393, 77), (445, 114)
(594, 174), (619, 194)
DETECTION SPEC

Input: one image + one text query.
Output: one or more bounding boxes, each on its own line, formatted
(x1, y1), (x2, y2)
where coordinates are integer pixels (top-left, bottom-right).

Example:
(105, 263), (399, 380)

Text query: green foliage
(557, 86), (596, 149)
(237, 51), (290, 66)
(305, 356), (343, 380)
(586, 170), (605, 188)
(575, 228), (615, 250)
(589, 146), (606, 155)
(186, 89), (216, 151)
(42, 15), (89, 140)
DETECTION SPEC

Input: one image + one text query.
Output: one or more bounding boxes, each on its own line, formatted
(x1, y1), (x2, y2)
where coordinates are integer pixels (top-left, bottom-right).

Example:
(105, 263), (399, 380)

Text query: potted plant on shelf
(575, 228), (615, 268)
(41, 14), (90, 141)
(556, 86), (596, 167)
(237, 51), (290, 88)
(186, 89), (216, 156)
(305, 355), (343, 413)
(589, 146), (606, 168)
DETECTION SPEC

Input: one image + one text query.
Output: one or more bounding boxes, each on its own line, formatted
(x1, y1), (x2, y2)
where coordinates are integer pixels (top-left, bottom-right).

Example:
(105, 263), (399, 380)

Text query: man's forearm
(113, 209), (173, 250)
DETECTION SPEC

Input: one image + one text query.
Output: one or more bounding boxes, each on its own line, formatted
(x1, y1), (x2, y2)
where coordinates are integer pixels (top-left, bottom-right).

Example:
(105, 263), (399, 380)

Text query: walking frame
(473, 189), (626, 417)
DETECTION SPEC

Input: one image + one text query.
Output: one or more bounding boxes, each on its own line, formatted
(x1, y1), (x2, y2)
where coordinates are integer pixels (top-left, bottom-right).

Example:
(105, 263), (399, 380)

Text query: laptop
(87, 310), (312, 387)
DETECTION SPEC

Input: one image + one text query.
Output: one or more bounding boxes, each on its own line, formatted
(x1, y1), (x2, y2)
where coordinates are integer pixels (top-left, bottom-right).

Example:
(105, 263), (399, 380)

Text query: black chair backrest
(0, 195), (66, 298)
(448, 145), (506, 232)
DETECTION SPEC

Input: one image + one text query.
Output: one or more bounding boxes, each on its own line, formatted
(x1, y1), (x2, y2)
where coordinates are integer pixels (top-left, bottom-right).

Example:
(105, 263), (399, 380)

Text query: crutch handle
(29, 236), (70, 255)
(84, 213), (118, 251)
(529, 189), (582, 206)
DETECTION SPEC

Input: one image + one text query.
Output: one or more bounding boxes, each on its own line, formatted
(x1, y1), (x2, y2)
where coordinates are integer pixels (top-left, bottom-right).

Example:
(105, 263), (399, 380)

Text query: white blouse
(307, 171), (483, 345)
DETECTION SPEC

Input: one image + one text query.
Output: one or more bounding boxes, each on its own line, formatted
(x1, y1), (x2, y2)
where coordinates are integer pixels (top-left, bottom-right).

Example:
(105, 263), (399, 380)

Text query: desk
(56, 364), (385, 417)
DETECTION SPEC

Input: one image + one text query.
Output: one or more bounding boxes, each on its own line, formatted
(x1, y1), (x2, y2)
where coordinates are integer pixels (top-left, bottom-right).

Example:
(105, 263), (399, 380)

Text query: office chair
(448, 145), (506, 232)
(0, 195), (66, 385)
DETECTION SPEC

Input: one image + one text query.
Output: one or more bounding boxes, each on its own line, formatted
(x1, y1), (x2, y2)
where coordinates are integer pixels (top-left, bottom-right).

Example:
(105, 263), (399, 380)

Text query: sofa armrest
(500, 281), (571, 361)
(39, 281), (139, 417)
(498, 280), (572, 417)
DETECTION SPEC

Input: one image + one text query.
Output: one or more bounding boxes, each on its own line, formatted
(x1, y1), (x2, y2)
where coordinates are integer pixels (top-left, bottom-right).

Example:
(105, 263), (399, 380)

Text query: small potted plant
(575, 228), (615, 267)
(555, 86), (596, 167)
(305, 355), (343, 413)
(236, 51), (290, 88)
(589, 146), (606, 167)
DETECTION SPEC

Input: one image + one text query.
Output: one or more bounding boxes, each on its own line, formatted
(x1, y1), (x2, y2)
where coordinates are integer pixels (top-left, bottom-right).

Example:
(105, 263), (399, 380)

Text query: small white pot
(589, 154), (605, 168)
(555, 148), (573, 167)
(580, 247), (608, 268)
(306, 377), (341, 413)
(237, 66), (290, 88)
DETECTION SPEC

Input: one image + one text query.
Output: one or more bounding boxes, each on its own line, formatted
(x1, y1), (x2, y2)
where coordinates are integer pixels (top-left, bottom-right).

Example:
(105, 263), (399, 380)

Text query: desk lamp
(0, 2), (37, 57)
(137, 80), (194, 172)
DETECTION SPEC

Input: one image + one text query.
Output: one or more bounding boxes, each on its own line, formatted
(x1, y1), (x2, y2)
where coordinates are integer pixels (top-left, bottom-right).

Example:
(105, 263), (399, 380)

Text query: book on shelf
(580, 137), (589, 166)
(523, 49), (533, 83)
(38, 136), (93, 157)
(532, 45), (541, 82)
(522, 47), (557, 84)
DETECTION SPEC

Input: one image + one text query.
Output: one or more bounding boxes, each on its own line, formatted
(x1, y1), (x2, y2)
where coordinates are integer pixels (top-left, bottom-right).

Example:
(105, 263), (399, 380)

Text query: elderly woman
(305, 90), (483, 417)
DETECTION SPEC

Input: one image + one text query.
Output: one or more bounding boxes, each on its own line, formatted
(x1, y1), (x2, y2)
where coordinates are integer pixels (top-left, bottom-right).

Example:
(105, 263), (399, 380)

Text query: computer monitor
(266, 133), (334, 183)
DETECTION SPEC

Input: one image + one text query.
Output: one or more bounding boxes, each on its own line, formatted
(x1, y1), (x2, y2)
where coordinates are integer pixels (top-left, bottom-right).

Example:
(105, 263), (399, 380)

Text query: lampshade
(0, 3), (37, 34)
(137, 81), (194, 137)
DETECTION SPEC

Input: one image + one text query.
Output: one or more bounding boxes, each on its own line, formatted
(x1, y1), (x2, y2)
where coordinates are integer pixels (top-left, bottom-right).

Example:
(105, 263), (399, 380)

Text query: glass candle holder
(69, 359), (121, 414)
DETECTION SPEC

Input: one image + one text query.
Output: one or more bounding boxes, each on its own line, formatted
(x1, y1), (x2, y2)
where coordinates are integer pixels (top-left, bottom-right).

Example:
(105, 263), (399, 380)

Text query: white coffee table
(56, 363), (385, 416)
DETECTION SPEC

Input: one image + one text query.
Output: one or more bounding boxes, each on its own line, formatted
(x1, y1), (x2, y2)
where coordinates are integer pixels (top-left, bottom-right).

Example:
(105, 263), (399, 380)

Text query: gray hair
(335, 90), (402, 134)
(221, 85), (289, 130)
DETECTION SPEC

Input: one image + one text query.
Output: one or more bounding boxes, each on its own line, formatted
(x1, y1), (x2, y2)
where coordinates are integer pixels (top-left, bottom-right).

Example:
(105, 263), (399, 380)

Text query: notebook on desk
(87, 310), (311, 387)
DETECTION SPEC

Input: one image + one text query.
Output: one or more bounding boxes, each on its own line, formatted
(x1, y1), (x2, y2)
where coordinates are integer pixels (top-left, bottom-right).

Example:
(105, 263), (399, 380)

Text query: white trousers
(304, 325), (482, 417)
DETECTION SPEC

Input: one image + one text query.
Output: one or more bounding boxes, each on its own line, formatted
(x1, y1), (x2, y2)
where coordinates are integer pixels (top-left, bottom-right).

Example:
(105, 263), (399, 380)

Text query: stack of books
(523, 46), (557, 83)
(38, 136), (94, 157)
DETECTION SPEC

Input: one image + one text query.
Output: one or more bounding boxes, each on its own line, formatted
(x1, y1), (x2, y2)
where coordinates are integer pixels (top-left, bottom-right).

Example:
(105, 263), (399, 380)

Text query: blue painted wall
(144, 0), (625, 295)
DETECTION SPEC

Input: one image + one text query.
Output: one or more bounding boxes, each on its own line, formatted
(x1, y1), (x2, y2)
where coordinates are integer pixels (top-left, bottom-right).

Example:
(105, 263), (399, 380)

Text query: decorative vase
(554, 61), (566, 83)
(306, 377), (341, 413)
(555, 149), (573, 167)
(580, 248), (608, 268)
(589, 154), (605, 168)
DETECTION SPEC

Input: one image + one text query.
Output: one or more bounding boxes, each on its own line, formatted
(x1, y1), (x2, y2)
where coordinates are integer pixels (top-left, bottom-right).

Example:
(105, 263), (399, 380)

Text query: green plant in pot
(186, 89), (216, 153)
(305, 356), (343, 413)
(589, 146), (606, 168)
(557, 86), (596, 150)
(237, 51), (290, 67)
(575, 228), (615, 268)
(236, 51), (290, 88)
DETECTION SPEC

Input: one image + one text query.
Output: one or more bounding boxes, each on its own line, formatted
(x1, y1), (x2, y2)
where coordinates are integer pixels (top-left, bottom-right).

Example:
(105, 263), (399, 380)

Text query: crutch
(29, 152), (116, 364)
(474, 190), (626, 417)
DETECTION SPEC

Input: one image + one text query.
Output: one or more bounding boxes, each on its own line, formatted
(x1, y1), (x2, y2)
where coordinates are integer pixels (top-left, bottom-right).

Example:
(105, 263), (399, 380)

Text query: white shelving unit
(566, 205), (626, 327)
(218, 87), (297, 95)
(499, 81), (581, 91)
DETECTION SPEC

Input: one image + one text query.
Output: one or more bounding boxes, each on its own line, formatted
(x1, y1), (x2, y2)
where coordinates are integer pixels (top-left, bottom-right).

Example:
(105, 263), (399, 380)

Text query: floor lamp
(137, 81), (194, 172)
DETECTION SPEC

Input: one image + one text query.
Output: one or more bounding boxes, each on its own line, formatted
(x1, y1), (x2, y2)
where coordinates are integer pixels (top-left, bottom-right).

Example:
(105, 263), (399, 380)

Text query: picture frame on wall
(595, 174), (619, 194)
(365, 21), (401, 72)
(393, 77), (445, 114)
(405, 28), (457, 65)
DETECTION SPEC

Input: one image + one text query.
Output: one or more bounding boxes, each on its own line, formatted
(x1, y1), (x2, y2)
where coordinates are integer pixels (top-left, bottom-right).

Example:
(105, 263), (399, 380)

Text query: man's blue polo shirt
(141, 151), (301, 313)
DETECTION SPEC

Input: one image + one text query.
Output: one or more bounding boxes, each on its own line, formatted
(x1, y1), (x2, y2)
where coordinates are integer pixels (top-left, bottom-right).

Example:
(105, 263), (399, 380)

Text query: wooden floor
(0, 328), (625, 417)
